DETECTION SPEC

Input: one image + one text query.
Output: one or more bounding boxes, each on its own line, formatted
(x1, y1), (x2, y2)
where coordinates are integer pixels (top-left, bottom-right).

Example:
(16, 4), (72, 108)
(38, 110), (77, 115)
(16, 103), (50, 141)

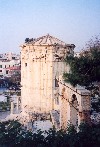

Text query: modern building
(0, 52), (20, 77)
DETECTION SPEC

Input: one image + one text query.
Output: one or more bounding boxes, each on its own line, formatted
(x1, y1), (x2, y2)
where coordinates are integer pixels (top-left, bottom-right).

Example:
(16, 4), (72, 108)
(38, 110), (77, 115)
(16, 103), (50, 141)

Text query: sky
(0, 0), (100, 53)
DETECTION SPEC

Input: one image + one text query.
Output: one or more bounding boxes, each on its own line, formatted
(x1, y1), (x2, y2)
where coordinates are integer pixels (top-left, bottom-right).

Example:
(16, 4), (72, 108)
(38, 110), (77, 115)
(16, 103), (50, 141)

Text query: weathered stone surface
(20, 34), (91, 129)
(20, 34), (74, 114)
(59, 81), (91, 129)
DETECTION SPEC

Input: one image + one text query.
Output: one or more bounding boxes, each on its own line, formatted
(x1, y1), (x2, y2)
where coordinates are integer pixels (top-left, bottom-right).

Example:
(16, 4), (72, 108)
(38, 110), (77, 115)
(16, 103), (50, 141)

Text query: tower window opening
(55, 77), (59, 87)
(25, 63), (27, 67)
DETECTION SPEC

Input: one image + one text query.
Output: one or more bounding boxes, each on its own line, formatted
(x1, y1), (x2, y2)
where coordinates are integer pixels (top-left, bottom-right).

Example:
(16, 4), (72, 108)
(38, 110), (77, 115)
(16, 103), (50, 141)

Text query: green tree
(0, 120), (100, 147)
(63, 36), (100, 88)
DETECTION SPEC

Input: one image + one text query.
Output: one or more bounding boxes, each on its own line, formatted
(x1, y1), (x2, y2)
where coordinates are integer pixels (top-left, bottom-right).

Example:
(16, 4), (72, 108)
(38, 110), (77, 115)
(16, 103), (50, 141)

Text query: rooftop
(6, 66), (21, 70)
(24, 34), (75, 47)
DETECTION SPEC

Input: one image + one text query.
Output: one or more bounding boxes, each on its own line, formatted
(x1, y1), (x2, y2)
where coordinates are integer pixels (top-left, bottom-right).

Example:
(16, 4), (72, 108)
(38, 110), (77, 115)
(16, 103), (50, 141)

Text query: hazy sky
(0, 0), (100, 53)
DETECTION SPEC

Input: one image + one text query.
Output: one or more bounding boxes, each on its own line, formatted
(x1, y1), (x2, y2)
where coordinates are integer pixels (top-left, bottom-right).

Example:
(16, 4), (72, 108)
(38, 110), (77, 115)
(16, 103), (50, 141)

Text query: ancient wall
(20, 34), (75, 116)
(59, 80), (91, 129)
(21, 45), (53, 113)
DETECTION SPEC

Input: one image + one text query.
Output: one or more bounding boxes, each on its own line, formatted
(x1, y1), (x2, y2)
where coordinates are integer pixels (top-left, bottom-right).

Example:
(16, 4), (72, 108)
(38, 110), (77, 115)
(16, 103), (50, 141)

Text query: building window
(0, 65), (2, 68)
(0, 70), (2, 72)
(5, 65), (6, 68)
(55, 77), (59, 87)
(25, 63), (27, 67)
(6, 70), (8, 74)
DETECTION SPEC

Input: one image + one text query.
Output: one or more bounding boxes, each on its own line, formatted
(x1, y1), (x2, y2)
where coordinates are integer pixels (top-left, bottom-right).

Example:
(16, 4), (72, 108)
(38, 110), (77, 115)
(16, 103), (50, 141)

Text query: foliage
(25, 38), (33, 43)
(0, 120), (22, 146)
(0, 120), (100, 147)
(0, 101), (10, 111)
(5, 73), (21, 88)
(63, 37), (100, 87)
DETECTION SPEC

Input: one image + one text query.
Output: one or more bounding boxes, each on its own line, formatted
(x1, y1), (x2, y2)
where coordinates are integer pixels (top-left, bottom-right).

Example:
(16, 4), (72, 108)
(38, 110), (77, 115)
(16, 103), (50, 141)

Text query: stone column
(60, 96), (68, 129)
(16, 97), (19, 113)
(11, 101), (14, 114)
(78, 94), (91, 125)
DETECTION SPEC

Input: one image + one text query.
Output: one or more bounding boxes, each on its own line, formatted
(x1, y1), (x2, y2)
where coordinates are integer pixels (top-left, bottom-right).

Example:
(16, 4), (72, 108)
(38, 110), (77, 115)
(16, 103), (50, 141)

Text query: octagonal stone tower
(20, 34), (75, 114)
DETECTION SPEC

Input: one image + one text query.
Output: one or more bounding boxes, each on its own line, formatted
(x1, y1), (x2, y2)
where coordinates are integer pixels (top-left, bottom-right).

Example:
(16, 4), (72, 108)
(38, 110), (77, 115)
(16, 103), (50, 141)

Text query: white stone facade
(20, 34), (75, 114)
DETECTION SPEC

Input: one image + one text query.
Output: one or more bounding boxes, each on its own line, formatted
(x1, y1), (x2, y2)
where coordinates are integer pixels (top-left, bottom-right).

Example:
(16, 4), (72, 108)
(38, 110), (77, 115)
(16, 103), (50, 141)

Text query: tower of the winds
(20, 34), (75, 114)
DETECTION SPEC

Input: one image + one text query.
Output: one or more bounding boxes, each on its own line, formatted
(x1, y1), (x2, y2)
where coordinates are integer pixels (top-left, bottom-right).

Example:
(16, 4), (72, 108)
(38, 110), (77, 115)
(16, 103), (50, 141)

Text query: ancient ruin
(20, 34), (91, 129)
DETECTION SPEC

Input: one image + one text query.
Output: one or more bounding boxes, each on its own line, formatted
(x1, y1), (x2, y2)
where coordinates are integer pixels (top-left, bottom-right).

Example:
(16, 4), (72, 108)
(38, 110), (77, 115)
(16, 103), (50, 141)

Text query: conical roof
(27, 34), (67, 46)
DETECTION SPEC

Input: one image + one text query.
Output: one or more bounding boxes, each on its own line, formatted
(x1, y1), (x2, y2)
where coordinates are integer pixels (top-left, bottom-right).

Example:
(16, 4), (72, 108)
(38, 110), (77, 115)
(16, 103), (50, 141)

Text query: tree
(0, 120), (100, 147)
(63, 36), (100, 88)
(0, 120), (22, 146)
